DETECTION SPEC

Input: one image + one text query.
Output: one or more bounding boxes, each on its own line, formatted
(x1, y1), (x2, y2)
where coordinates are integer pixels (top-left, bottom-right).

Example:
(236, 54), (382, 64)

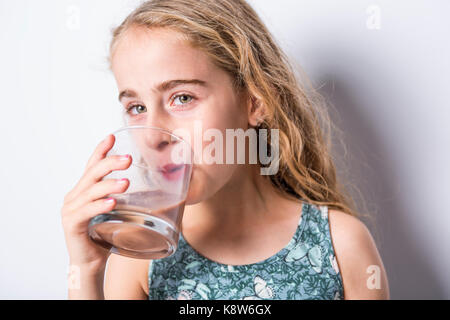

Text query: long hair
(108, 0), (367, 219)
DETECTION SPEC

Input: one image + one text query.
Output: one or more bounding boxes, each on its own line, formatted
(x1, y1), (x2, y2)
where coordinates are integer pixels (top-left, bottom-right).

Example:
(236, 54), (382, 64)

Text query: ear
(247, 95), (265, 127)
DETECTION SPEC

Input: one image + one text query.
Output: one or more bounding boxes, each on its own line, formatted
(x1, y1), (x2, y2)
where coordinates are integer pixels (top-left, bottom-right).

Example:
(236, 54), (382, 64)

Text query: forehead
(110, 26), (216, 85)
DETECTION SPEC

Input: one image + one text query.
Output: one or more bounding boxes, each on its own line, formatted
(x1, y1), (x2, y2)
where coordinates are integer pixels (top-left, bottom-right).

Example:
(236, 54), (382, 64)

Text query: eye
(125, 104), (147, 115)
(171, 94), (194, 107)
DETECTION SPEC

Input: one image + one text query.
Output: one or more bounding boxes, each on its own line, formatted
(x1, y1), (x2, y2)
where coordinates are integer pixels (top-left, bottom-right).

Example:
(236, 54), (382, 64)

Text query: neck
(183, 164), (293, 235)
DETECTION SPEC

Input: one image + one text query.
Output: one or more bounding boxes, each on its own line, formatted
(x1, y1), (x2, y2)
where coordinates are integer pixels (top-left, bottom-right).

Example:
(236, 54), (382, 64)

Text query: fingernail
(119, 155), (130, 161)
(104, 198), (115, 203)
(117, 178), (128, 184)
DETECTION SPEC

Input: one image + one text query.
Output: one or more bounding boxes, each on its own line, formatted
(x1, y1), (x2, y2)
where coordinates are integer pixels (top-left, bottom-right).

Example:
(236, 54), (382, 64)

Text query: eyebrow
(118, 79), (208, 102)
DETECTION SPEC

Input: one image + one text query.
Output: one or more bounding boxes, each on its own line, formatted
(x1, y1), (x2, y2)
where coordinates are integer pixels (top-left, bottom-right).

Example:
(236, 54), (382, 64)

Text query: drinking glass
(88, 126), (193, 259)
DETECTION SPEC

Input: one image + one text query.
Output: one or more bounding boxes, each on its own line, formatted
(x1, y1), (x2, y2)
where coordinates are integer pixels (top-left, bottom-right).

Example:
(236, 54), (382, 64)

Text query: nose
(144, 129), (172, 151)
(134, 104), (173, 150)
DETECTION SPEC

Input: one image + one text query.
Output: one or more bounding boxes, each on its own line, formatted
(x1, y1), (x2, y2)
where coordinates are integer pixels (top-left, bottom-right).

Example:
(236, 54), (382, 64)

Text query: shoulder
(104, 253), (151, 299)
(327, 208), (390, 300)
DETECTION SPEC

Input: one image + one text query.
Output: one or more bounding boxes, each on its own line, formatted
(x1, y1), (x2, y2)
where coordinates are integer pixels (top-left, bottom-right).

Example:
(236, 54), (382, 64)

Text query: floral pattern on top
(148, 202), (344, 300)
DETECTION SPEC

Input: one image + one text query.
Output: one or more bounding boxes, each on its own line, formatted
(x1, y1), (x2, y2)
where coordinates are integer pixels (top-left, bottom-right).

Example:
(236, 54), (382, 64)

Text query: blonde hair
(108, 0), (369, 220)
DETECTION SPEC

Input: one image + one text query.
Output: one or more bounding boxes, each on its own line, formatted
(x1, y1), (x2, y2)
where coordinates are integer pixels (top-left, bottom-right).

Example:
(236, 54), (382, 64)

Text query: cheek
(180, 95), (247, 204)
(202, 94), (248, 130)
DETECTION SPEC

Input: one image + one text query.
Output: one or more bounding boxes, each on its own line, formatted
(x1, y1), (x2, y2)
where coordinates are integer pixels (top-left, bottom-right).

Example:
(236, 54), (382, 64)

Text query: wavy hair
(108, 0), (368, 219)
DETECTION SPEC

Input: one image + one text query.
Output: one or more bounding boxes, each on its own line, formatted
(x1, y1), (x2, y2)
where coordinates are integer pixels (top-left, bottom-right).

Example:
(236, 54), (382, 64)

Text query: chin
(183, 171), (222, 206)
(185, 181), (216, 205)
(184, 168), (208, 205)
(184, 164), (237, 206)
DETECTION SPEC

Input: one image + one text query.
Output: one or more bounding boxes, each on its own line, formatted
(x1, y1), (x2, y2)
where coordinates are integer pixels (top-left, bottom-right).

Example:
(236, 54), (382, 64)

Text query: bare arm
(328, 209), (390, 300)
(103, 254), (150, 300)
(68, 262), (107, 300)
(62, 134), (134, 299)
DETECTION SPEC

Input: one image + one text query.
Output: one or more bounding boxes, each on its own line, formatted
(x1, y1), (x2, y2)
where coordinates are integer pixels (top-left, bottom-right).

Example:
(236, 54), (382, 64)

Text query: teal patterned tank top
(148, 202), (344, 300)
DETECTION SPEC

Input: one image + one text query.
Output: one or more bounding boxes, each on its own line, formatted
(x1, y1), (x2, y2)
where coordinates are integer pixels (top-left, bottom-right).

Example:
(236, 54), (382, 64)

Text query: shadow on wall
(312, 73), (445, 299)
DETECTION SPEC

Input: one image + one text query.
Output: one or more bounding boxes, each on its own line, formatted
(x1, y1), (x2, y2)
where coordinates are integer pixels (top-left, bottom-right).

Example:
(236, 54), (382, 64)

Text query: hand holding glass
(88, 126), (193, 259)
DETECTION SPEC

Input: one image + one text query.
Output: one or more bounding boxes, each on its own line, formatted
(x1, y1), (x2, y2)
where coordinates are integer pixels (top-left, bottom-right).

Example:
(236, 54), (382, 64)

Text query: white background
(0, 0), (449, 299)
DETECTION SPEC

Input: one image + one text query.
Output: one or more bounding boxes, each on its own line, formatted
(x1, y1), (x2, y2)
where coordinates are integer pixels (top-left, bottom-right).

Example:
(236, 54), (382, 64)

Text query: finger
(67, 155), (132, 202)
(70, 178), (129, 210)
(80, 197), (116, 222)
(65, 134), (114, 203)
(62, 198), (117, 233)
(85, 134), (115, 173)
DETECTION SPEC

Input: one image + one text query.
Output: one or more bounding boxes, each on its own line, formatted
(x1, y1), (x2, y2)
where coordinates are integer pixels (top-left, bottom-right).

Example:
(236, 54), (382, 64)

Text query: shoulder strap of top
(290, 201), (310, 244)
(148, 259), (154, 291)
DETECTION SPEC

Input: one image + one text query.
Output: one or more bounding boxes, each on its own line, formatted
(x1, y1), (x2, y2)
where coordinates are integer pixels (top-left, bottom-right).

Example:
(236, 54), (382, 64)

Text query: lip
(158, 163), (186, 181)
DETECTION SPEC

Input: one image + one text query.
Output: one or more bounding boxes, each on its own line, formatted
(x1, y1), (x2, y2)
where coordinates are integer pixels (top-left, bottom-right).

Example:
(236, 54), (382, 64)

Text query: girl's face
(111, 26), (252, 205)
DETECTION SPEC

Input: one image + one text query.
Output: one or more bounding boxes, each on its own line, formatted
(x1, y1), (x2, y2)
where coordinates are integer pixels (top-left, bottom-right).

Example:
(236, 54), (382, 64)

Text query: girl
(62, 0), (389, 300)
